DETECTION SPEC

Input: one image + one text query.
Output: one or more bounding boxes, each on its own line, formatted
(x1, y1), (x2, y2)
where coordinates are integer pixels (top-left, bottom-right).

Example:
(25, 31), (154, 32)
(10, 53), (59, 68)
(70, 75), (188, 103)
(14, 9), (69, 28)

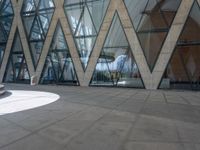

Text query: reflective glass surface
(160, 1), (200, 90)
(21, 0), (55, 68)
(40, 23), (79, 85)
(90, 14), (144, 88)
(4, 31), (30, 83)
(125, 0), (181, 71)
(0, 0), (14, 66)
(64, 0), (110, 70)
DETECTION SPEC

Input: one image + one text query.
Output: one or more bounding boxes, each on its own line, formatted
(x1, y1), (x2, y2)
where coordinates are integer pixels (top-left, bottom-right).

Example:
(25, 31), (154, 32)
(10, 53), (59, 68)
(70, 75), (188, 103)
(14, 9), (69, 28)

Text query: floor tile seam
(178, 95), (192, 105)
(118, 93), (151, 150)
(164, 99), (200, 115)
(27, 106), (93, 133)
(84, 94), (126, 104)
(110, 90), (131, 97)
(118, 114), (142, 150)
(162, 92), (170, 104)
(0, 116), (34, 133)
(62, 108), (114, 148)
(1, 107), (88, 137)
(30, 104), (111, 136)
(1, 105), (65, 121)
(0, 131), (67, 150)
(163, 92), (188, 146)
(118, 92), (168, 149)
(193, 94), (200, 100)
(1, 107), (66, 124)
(0, 132), (34, 149)
(63, 99), (117, 110)
(162, 93), (172, 113)
(124, 139), (200, 144)
(138, 92), (152, 114)
(110, 91), (140, 110)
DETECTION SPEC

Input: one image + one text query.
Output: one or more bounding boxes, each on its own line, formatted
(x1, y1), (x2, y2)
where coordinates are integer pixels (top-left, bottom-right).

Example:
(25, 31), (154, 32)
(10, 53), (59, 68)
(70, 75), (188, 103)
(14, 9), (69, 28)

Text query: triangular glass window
(38, 0), (54, 10)
(4, 31), (30, 83)
(30, 41), (43, 66)
(0, 0), (14, 66)
(64, 0), (110, 70)
(30, 17), (44, 40)
(22, 0), (37, 12)
(23, 16), (35, 35)
(1, 0), (14, 15)
(40, 23), (79, 85)
(104, 15), (128, 48)
(21, 0), (55, 68)
(159, 1), (200, 90)
(75, 37), (96, 69)
(90, 13), (144, 88)
(87, 0), (110, 32)
(75, 6), (97, 37)
(38, 12), (54, 35)
(125, 0), (181, 71)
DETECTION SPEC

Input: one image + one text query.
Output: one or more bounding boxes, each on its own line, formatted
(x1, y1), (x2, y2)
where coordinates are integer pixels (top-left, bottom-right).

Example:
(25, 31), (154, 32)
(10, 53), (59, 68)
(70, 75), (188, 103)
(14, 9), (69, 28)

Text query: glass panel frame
(21, 0), (55, 68)
(159, 1), (200, 90)
(64, 0), (110, 70)
(0, 0), (14, 67)
(40, 22), (79, 86)
(90, 12), (144, 88)
(124, 0), (181, 71)
(3, 30), (30, 84)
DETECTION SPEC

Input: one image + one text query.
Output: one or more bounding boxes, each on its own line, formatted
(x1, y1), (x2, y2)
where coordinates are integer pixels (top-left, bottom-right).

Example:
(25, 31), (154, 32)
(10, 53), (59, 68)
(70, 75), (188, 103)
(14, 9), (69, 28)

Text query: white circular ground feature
(0, 90), (60, 115)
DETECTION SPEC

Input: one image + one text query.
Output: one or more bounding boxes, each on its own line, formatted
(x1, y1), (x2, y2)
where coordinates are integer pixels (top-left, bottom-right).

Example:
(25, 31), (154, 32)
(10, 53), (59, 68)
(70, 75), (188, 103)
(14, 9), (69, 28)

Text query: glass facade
(64, 0), (110, 70)
(0, 0), (200, 90)
(160, 1), (200, 90)
(90, 14), (144, 88)
(40, 23), (79, 85)
(4, 30), (30, 83)
(0, 0), (14, 66)
(125, 0), (181, 71)
(21, 0), (55, 68)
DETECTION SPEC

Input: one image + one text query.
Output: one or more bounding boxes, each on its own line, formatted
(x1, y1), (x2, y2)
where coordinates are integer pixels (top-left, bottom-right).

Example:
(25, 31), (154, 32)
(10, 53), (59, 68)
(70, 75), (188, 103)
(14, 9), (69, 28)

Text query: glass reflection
(21, 0), (55, 67)
(160, 1), (200, 90)
(91, 14), (144, 88)
(125, 0), (181, 71)
(0, 0), (14, 66)
(40, 23), (79, 85)
(4, 31), (30, 83)
(64, 0), (110, 70)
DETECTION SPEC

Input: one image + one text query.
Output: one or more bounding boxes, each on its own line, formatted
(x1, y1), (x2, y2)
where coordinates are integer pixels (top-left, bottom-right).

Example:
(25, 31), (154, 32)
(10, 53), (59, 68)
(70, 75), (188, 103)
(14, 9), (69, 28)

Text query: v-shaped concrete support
(0, 0), (197, 90)
(0, 0), (35, 82)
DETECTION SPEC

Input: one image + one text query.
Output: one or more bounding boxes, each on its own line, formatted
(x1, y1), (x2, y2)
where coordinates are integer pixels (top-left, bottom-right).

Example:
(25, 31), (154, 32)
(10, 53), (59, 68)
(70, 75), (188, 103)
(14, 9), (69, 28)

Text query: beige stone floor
(0, 84), (200, 150)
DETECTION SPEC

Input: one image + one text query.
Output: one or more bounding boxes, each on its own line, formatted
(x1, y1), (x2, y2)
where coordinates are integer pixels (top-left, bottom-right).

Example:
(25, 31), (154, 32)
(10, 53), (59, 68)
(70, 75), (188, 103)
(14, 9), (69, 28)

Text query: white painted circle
(0, 90), (60, 115)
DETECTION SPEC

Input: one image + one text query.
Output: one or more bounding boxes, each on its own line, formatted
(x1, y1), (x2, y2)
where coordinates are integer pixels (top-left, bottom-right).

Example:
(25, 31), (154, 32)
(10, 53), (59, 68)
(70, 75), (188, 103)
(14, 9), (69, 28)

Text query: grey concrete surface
(0, 84), (200, 150)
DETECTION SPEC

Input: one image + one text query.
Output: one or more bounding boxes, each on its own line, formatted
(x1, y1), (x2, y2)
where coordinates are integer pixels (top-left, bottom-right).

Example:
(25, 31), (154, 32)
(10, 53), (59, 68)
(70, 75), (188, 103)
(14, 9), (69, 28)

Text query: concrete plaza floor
(0, 84), (200, 150)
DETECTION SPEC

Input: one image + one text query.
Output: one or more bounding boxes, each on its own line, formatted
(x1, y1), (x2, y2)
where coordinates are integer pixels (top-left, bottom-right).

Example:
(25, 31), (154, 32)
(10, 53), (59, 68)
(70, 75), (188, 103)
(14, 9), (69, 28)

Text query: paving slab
(0, 84), (200, 150)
